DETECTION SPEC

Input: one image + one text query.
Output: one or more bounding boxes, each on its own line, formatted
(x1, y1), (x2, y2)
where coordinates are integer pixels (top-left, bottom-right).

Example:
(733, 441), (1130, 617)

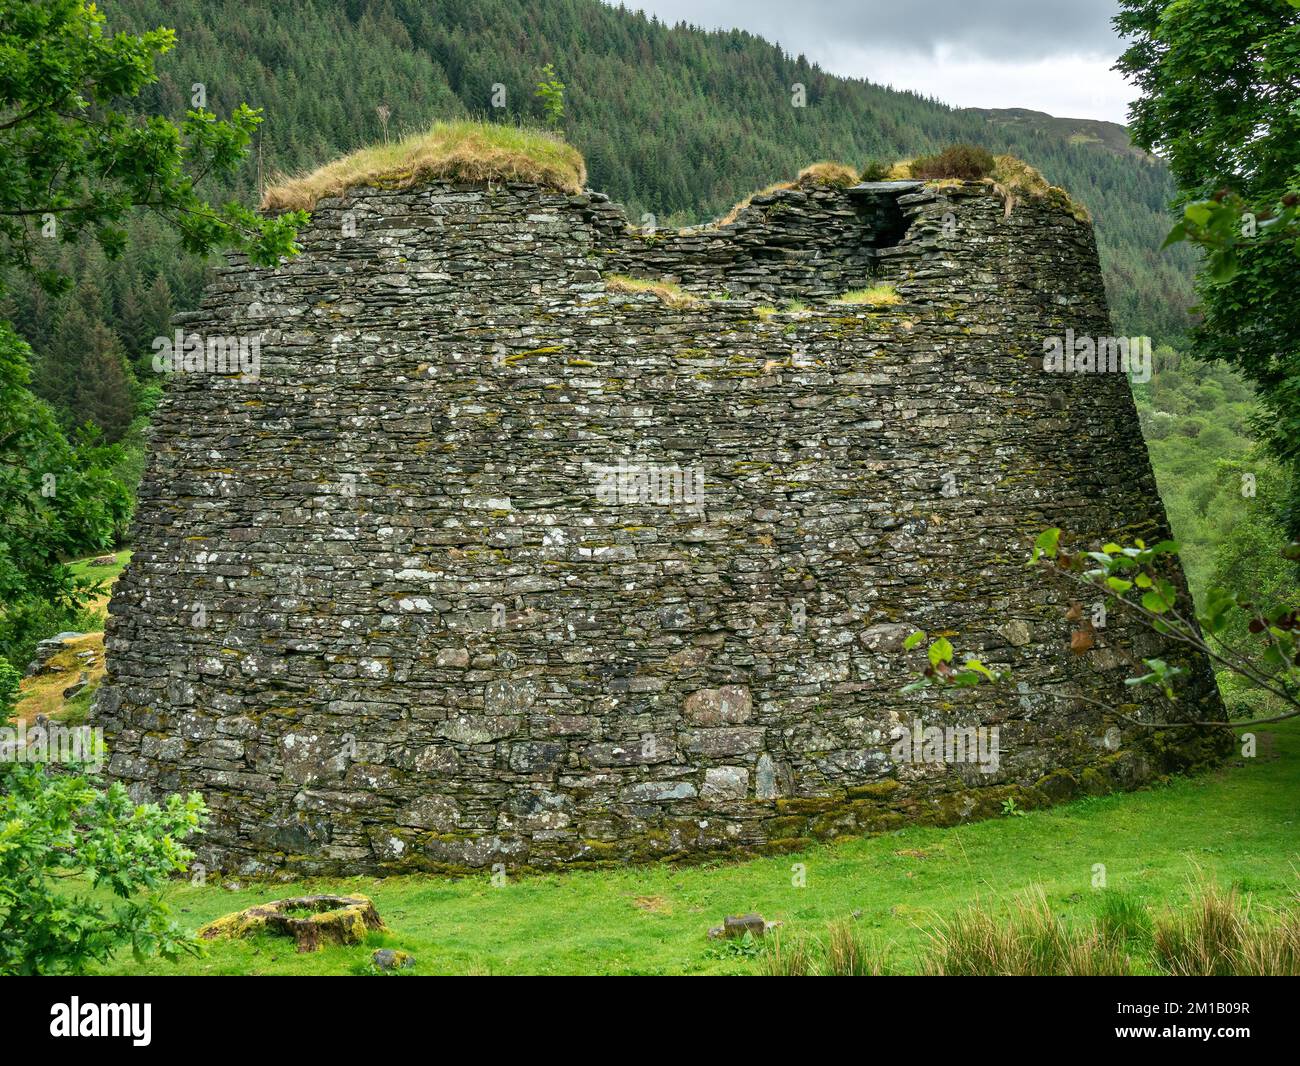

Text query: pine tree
(38, 296), (136, 443)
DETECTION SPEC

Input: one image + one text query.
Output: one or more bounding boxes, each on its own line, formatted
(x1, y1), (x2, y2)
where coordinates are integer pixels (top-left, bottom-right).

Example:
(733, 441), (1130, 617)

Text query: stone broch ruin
(95, 155), (1227, 877)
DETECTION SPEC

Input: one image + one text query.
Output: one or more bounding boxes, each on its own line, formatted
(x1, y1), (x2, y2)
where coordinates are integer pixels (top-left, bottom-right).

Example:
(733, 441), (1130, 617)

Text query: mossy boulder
(1036, 769), (1081, 803)
(371, 948), (415, 972)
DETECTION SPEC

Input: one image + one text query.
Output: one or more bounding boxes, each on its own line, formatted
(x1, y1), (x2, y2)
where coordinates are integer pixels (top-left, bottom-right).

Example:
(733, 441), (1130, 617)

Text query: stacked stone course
(95, 172), (1227, 877)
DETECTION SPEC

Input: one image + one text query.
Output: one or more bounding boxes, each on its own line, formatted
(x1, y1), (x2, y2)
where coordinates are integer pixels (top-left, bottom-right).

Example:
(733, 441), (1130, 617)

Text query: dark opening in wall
(849, 180), (922, 249)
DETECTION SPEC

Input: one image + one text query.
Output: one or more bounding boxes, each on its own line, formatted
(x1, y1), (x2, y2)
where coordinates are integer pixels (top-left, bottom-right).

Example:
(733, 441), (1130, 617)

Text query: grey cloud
(624, 0), (1123, 61)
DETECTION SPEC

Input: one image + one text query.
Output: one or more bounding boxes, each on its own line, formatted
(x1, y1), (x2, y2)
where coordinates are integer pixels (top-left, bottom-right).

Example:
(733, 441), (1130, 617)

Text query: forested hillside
(957, 108), (1154, 161)
(0, 0), (1199, 455)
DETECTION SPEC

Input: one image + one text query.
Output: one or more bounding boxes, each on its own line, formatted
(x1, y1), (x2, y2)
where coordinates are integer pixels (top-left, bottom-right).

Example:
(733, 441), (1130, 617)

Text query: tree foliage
(1115, 0), (1300, 532)
(0, 763), (207, 976)
(0, 0), (304, 671)
(0, 322), (129, 669)
(0, 0), (305, 297)
(533, 62), (565, 129)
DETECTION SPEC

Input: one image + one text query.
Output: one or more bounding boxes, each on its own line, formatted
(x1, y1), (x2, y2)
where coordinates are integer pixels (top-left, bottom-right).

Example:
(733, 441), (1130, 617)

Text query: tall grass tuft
(925, 888), (1130, 976)
(834, 283), (901, 307)
(603, 274), (699, 308)
(755, 929), (815, 976)
(1094, 889), (1152, 949)
(1152, 881), (1247, 976)
(754, 882), (1300, 976)
(1235, 905), (1300, 976)
(1153, 882), (1300, 976)
(823, 920), (885, 976)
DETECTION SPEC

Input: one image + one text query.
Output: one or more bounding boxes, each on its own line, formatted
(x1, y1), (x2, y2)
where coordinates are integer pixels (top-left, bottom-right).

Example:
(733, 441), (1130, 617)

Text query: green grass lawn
(68, 549), (131, 594)
(94, 721), (1299, 975)
(11, 551), (132, 724)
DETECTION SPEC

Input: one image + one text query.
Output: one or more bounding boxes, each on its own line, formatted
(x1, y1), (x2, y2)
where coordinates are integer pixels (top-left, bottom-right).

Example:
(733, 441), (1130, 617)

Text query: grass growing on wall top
(603, 274), (699, 308)
(710, 160), (859, 228)
(794, 161), (860, 188)
(880, 152), (1091, 221)
(260, 121), (587, 212)
(834, 283), (902, 307)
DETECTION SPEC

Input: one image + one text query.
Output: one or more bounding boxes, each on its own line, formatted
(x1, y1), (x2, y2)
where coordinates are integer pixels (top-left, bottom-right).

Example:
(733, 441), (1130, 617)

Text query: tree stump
(198, 894), (384, 953)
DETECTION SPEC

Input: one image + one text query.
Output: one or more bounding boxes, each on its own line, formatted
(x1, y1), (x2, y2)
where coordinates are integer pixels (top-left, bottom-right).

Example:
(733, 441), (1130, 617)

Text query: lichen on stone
(94, 165), (1225, 879)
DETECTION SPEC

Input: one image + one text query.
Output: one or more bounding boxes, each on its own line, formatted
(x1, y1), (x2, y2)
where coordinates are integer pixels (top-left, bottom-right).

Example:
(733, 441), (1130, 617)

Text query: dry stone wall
(95, 174), (1229, 877)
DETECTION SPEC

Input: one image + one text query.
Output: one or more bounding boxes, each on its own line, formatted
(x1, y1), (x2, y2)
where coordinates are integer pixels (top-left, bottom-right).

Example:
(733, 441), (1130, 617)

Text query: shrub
(911, 143), (996, 181)
(0, 659), (20, 726)
(0, 763), (208, 975)
(534, 63), (565, 129)
(860, 160), (892, 182)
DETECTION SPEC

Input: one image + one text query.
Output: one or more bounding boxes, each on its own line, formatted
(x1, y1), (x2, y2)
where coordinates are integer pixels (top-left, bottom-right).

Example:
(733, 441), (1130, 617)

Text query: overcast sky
(620, 1), (1135, 124)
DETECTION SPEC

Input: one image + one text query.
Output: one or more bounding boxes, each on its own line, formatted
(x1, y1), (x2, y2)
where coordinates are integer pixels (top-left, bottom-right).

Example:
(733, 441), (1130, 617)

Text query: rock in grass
(708, 913), (769, 939)
(371, 948), (415, 972)
(62, 671), (89, 699)
(198, 894), (385, 953)
(24, 632), (84, 677)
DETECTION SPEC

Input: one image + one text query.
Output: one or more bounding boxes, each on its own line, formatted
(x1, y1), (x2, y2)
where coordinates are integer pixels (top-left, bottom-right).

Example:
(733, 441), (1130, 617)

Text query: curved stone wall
(95, 175), (1227, 877)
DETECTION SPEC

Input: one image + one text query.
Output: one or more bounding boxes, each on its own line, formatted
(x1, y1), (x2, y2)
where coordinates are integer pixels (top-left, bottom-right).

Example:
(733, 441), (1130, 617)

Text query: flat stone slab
(708, 912), (769, 939)
(849, 180), (924, 193)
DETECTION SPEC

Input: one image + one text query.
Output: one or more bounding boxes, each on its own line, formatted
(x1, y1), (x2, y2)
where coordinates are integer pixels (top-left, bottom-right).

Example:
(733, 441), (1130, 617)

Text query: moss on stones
(198, 894), (385, 953)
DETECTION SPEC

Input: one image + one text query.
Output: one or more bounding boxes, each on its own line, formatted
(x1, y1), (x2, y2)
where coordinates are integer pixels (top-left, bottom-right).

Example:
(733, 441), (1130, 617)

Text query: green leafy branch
(533, 63), (565, 130)
(1031, 528), (1300, 726)
(0, 0), (306, 296)
(901, 529), (1300, 730)
(0, 761), (208, 975)
(1162, 185), (1300, 283)
(900, 630), (1008, 693)
(899, 627), (1121, 719)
